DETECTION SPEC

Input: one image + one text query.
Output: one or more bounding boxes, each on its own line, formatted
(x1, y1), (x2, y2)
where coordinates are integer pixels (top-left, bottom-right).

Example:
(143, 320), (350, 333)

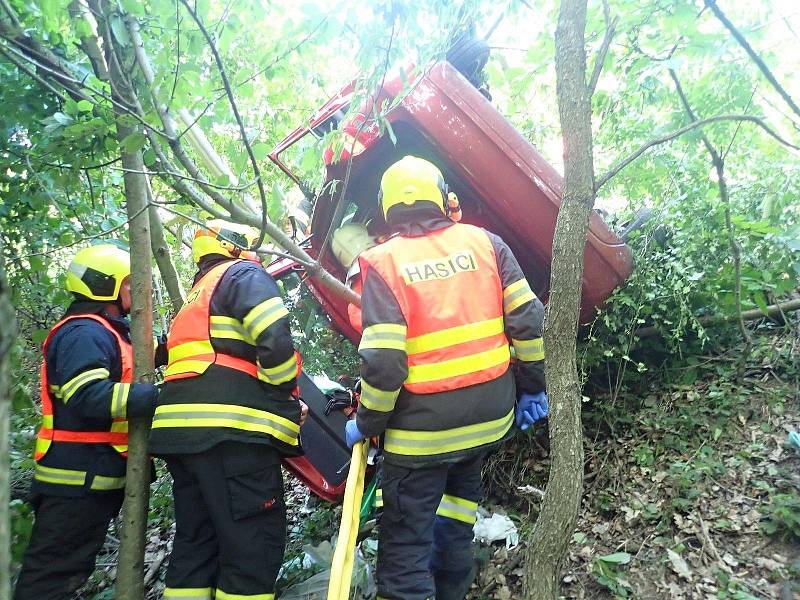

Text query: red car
(270, 57), (634, 501)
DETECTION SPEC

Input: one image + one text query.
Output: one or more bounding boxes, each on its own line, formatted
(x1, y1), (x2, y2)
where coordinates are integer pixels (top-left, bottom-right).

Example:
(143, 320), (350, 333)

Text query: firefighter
(344, 156), (549, 600)
(14, 243), (159, 600)
(149, 220), (307, 600)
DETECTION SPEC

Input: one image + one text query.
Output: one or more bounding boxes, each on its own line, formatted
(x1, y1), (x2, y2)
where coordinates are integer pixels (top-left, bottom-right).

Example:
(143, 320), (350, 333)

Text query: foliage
(2, 0), (800, 596)
(590, 551), (632, 598)
(760, 493), (800, 541)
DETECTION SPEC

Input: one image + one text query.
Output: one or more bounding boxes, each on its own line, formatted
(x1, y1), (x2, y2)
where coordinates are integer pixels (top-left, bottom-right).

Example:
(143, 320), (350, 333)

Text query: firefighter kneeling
(345, 156), (549, 600)
(149, 220), (307, 600)
(15, 243), (160, 600)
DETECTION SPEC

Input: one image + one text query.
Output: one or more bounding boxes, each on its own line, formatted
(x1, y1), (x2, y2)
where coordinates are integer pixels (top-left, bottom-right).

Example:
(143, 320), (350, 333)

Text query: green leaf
(252, 143), (270, 162)
(121, 0), (146, 16)
(77, 100), (93, 112)
(752, 291), (769, 315)
(52, 112), (74, 126)
(598, 552), (631, 565)
(110, 15), (131, 47)
(120, 132), (146, 154)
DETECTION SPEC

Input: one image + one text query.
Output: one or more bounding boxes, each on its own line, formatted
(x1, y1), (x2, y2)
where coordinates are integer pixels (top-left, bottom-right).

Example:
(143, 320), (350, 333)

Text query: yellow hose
(327, 440), (369, 600)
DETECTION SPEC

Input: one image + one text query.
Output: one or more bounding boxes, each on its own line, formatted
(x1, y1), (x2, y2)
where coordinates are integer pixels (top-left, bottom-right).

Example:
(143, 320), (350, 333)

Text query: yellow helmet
(66, 244), (131, 301)
(379, 155), (448, 219)
(192, 219), (259, 264)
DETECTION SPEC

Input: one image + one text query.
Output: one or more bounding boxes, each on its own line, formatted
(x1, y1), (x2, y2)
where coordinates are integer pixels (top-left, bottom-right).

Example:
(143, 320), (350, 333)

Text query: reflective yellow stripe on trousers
(436, 494), (478, 524)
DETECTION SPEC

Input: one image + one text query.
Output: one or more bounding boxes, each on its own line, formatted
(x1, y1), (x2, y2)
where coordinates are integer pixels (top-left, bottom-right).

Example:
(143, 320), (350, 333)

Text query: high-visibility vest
(35, 314), (131, 461)
(360, 223), (510, 394)
(164, 260), (263, 381)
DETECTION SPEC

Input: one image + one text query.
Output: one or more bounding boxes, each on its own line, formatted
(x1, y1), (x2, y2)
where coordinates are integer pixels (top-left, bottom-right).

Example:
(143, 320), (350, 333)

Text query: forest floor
(22, 328), (798, 600)
(473, 338), (800, 599)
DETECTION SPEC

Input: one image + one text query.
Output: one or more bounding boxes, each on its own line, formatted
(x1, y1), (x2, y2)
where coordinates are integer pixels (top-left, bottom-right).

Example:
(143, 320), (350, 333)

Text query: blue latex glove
(345, 419), (366, 449)
(515, 392), (549, 430)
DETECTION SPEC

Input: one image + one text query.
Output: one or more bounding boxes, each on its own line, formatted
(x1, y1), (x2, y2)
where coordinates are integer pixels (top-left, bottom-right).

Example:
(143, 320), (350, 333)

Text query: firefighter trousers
(377, 452), (483, 600)
(162, 441), (286, 599)
(14, 490), (124, 600)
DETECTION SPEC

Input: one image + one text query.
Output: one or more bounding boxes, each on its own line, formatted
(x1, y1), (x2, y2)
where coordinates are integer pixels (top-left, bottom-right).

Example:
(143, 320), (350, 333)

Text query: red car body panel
(272, 62), (632, 328)
(268, 61), (634, 501)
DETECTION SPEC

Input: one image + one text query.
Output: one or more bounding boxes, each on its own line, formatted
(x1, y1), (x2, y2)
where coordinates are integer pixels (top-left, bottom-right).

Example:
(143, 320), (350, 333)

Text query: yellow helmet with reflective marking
(192, 219), (258, 264)
(379, 155), (448, 219)
(66, 244), (131, 301)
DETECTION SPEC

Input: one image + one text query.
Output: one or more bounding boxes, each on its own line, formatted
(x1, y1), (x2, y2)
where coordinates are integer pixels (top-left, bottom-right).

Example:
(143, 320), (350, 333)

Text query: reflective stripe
(406, 345), (510, 385)
(375, 488), (383, 508)
(359, 380), (400, 412)
(503, 278), (536, 313)
(512, 337), (544, 362)
(110, 383), (130, 418)
(216, 590), (275, 600)
(165, 360), (214, 378)
(406, 317), (504, 355)
(57, 368), (110, 402)
(359, 323), (407, 351)
(243, 297), (288, 340)
(384, 409), (513, 456)
(34, 464), (86, 486)
(210, 316), (254, 344)
(436, 494), (478, 524)
(168, 340), (214, 363)
(257, 354), (298, 385)
(163, 588), (214, 599)
(152, 403), (300, 446)
(91, 474), (126, 490)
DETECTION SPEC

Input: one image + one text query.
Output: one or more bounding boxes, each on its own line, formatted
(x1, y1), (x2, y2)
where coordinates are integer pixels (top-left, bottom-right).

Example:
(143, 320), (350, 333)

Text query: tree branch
(704, 0), (800, 123)
(178, 0), (269, 248)
(596, 113), (799, 190)
(124, 15), (259, 223)
(587, 0), (617, 96)
(12, 203), (152, 261)
(669, 69), (752, 349)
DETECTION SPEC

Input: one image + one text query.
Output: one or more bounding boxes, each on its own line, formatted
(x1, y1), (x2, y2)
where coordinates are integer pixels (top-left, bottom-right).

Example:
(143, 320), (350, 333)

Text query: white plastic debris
(473, 510), (519, 549)
(311, 374), (346, 395)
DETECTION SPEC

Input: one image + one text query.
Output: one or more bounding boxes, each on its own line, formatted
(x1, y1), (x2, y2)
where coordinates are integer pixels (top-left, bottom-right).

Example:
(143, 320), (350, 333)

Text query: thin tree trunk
(524, 0), (591, 597)
(0, 245), (15, 600)
(146, 181), (185, 312)
(101, 3), (154, 598)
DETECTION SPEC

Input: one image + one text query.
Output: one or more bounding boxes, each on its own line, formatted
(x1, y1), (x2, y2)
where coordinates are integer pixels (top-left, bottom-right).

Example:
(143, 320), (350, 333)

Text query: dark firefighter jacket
(355, 216), (545, 468)
(148, 256), (302, 457)
(33, 301), (158, 497)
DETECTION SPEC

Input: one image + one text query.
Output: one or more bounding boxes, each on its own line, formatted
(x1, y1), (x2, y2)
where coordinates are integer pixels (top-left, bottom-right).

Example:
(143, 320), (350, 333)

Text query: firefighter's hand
(515, 392), (549, 430)
(345, 419), (366, 449)
(298, 399), (308, 426)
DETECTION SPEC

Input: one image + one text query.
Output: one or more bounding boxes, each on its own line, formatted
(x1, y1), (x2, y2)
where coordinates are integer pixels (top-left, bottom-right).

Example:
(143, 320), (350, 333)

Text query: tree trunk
(101, 3), (155, 598)
(0, 244), (15, 600)
(146, 181), (185, 312)
(524, 0), (592, 597)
